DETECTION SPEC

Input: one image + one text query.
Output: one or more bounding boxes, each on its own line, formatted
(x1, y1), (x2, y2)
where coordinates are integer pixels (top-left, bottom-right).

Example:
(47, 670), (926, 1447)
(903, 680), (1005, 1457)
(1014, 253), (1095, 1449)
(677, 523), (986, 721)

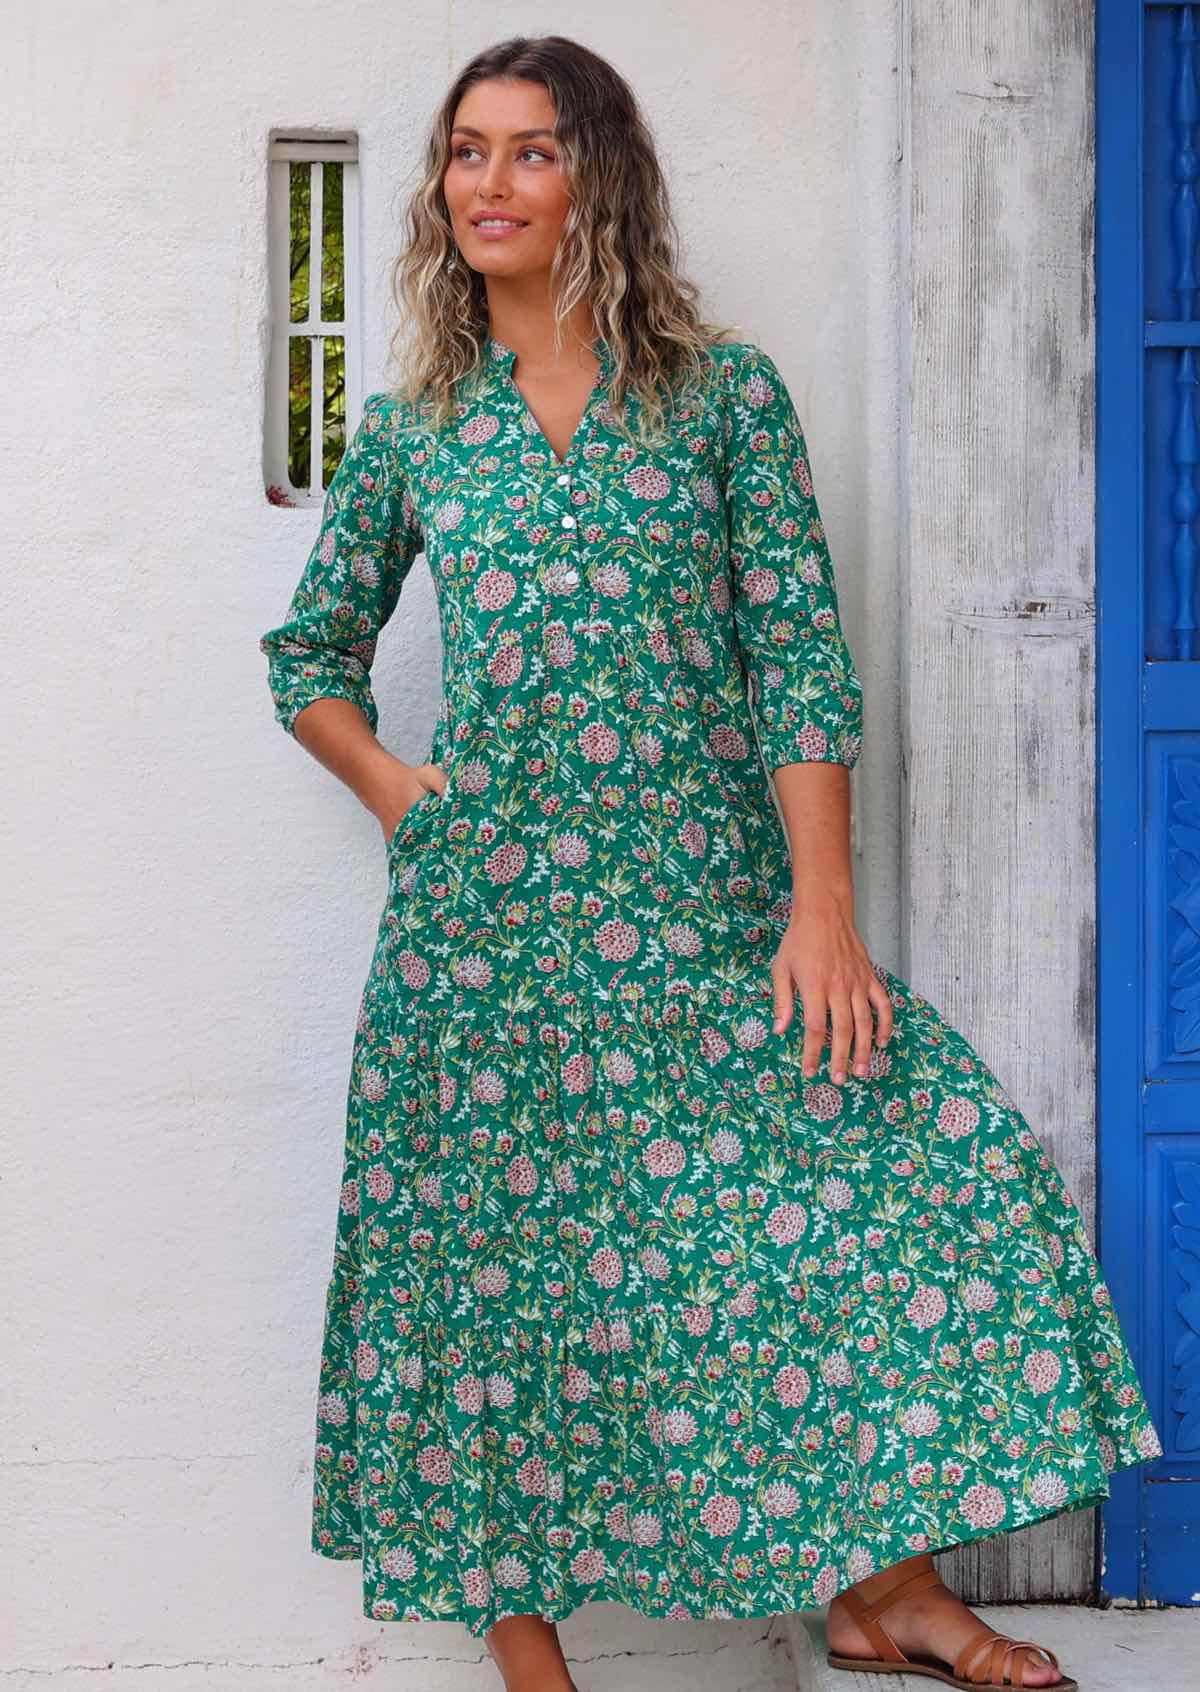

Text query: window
(265, 131), (360, 507)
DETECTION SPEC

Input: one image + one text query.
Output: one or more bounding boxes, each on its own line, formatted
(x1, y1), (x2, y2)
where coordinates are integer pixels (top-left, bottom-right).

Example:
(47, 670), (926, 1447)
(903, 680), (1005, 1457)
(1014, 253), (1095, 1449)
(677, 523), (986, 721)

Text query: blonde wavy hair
(385, 33), (741, 444)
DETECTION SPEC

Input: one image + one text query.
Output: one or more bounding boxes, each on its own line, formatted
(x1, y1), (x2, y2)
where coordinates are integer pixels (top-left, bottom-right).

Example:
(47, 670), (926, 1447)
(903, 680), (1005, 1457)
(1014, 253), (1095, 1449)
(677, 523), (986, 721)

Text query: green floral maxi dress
(259, 336), (1164, 1634)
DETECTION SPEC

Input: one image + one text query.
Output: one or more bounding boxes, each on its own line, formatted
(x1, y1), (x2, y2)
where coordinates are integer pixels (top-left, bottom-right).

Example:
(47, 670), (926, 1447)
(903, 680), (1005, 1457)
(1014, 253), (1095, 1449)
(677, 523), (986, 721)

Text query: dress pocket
(386, 787), (444, 864)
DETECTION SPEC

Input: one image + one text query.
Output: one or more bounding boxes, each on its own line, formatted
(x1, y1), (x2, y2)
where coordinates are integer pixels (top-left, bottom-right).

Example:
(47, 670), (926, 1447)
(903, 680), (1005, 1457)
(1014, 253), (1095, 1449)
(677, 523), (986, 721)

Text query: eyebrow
(450, 126), (557, 140)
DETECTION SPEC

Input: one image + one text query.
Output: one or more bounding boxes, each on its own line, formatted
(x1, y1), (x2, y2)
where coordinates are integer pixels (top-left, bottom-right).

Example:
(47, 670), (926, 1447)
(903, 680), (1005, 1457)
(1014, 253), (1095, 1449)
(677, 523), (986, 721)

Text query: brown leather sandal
(826, 1562), (1080, 1689)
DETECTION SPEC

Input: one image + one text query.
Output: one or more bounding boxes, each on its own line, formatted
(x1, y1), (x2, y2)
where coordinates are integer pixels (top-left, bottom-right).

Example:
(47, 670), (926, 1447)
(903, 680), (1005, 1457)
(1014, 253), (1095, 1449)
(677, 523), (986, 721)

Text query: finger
(828, 988), (853, 1084)
(850, 987), (875, 1075)
(800, 993), (827, 1077)
(869, 972), (895, 1044)
(771, 953), (794, 1034)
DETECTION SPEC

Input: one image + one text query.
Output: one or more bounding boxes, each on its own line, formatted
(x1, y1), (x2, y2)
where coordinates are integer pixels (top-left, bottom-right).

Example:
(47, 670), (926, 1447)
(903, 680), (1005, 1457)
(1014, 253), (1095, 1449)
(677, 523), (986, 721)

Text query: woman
(259, 34), (1162, 1692)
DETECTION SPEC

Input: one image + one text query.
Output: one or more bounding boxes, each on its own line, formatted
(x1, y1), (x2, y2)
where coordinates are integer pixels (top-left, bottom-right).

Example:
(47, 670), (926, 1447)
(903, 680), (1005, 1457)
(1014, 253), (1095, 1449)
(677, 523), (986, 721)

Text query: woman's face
(443, 77), (572, 282)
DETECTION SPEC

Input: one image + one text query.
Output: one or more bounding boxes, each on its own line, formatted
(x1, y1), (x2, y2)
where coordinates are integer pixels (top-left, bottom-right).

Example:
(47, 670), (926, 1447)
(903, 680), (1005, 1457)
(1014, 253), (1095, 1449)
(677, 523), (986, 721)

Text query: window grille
(265, 132), (360, 507)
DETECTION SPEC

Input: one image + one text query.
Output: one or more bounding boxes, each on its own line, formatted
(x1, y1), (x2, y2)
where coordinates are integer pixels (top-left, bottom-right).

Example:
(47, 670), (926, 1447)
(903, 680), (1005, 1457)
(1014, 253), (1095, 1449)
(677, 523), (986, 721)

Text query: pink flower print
(571, 1547), (606, 1583)
(474, 567), (518, 609)
(681, 1304), (714, 1337)
(1030, 1470), (1069, 1509)
(1022, 1348), (1062, 1394)
(700, 1026), (732, 1063)
(516, 1454), (547, 1495)
(626, 1510), (661, 1546)
(642, 1136), (686, 1177)
(340, 1177), (360, 1215)
(733, 1015), (771, 1052)
(728, 1282), (758, 1318)
(317, 1391), (349, 1427)
(795, 722), (830, 759)
(552, 831), (591, 868)
(354, 1341), (380, 1381)
(398, 949), (433, 991)
(562, 1366), (594, 1403)
(473, 1263), (511, 1298)
(485, 1372), (516, 1408)
(699, 1493), (741, 1536)
(488, 641), (525, 687)
(762, 1481), (802, 1519)
(740, 565), (781, 609)
(461, 1566), (492, 1606)
(454, 1373), (485, 1414)
(589, 1245), (624, 1288)
(471, 1068), (508, 1107)
(596, 920), (640, 962)
(937, 1095), (981, 1140)
(1136, 1423), (1164, 1458)
(459, 411), (500, 445)
(961, 1275), (999, 1313)
(662, 1407), (699, 1445)
(486, 841), (528, 886)
(774, 1363), (812, 1407)
(804, 1081), (843, 1122)
(359, 1065), (390, 1104)
(640, 1245), (671, 1280)
(900, 1400), (942, 1438)
(593, 562), (631, 598)
(766, 1202), (808, 1245)
(544, 623), (577, 666)
(350, 550), (381, 589)
(709, 1129), (744, 1165)
(664, 923), (703, 958)
(906, 1284), (948, 1331)
(706, 724), (753, 761)
(820, 1175), (854, 1211)
(605, 1502), (631, 1540)
(506, 1153), (538, 1196)
(679, 819), (708, 858)
(624, 464), (672, 500)
(416, 1173), (443, 1208)
(451, 954), (495, 991)
(454, 757), (492, 798)
(602, 1048), (639, 1086)
(562, 1050), (595, 1094)
(578, 721), (621, 764)
(958, 1483), (1006, 1530)
(435, 497), (467, 532)
(382, 1546), (417, 1580)
(364, 1163), (394, 1203)
(494, 1554), (531, 1589)
(857, 1422), (878, 1465)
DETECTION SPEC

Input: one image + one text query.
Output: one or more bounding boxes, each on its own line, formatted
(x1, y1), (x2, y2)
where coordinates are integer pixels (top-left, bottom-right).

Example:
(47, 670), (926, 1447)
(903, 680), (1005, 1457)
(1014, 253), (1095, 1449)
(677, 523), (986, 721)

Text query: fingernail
(833, 1070), (846, 1084)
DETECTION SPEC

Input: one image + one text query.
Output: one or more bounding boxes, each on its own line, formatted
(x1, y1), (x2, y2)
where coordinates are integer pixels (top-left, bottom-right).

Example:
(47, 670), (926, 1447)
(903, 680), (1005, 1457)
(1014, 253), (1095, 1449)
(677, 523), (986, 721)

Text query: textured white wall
(2, 2), (900, 1686)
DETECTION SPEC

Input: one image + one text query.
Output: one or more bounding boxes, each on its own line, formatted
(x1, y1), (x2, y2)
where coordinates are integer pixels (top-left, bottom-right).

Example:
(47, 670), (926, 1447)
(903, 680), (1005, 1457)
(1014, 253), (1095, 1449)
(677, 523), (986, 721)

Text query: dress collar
(484, 330), (614, 379)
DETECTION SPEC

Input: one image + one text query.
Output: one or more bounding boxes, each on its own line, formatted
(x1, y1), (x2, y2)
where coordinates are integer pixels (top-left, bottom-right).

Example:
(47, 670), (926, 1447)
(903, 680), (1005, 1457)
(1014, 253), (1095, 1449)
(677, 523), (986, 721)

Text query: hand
(373, 759), (449, 843)
(770, 891), (893, 1083)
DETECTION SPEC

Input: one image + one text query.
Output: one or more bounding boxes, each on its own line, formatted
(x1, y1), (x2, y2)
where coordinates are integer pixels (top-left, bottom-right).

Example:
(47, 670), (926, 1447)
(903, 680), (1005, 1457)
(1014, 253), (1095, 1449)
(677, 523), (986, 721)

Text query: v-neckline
(486, 333), (612, 467)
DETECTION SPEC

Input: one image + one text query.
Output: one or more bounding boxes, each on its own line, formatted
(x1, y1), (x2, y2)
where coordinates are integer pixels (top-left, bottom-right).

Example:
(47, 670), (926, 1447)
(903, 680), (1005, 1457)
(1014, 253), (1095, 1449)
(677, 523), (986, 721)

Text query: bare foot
(826, 1554), (1064, 1687)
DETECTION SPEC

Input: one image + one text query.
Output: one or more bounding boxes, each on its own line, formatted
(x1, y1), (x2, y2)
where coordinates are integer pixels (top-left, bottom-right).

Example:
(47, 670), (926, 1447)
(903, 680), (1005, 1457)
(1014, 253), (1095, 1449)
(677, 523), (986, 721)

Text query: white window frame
(265, 131), (361, 507)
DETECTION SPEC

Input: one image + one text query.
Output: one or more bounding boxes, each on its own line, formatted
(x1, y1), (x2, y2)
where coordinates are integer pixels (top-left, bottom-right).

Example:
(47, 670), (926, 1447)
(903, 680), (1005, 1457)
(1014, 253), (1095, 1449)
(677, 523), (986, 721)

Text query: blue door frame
(1098, 0), (1199, 1605)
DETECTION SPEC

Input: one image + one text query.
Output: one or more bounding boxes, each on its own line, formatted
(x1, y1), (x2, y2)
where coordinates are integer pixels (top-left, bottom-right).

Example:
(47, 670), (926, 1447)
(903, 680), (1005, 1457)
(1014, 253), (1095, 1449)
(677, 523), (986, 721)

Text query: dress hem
(310, 1445), (1148, 1637)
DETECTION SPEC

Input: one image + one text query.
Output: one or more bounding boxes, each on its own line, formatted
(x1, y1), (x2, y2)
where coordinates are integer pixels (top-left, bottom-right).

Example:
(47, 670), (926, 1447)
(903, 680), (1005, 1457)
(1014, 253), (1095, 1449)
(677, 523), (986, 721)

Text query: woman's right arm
(258, 392), (438, 835)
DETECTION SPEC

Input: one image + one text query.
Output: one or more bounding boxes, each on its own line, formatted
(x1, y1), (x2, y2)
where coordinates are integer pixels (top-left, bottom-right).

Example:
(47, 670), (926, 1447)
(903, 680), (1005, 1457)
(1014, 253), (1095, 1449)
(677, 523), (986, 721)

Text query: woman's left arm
(721, 342), (892, 1080)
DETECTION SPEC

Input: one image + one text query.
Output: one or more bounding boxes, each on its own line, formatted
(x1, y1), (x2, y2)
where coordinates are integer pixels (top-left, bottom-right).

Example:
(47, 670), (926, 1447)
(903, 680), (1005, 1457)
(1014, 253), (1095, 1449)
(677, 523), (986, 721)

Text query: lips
(471, 216), (528, 228)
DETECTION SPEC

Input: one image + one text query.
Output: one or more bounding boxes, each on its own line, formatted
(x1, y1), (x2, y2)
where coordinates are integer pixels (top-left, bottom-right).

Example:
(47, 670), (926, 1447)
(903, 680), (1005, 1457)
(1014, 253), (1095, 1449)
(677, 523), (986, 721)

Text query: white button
(556, 473), (570, 487)
(563, 570), (579, 587)
(561, 515), (576, 529)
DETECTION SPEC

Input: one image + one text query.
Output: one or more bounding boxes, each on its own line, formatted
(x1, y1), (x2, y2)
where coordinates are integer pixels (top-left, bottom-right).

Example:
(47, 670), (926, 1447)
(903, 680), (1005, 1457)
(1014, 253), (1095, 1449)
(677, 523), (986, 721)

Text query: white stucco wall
(4, 3), (901, 1686)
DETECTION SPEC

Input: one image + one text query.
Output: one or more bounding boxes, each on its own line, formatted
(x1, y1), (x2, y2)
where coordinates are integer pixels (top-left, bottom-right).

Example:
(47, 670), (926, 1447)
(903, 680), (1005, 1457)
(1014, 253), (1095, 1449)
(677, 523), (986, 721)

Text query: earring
(444, 243), (459, 273)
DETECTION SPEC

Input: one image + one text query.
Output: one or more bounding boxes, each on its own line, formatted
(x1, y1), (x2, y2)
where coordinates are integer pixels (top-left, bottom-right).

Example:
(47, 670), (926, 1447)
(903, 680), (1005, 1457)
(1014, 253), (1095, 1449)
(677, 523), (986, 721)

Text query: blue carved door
(1098, 0), (1200, 1604)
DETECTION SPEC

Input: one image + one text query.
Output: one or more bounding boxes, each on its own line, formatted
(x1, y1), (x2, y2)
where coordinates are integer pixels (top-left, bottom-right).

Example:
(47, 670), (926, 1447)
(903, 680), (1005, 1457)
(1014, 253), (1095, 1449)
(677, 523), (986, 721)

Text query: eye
(518, 147), (554, 163)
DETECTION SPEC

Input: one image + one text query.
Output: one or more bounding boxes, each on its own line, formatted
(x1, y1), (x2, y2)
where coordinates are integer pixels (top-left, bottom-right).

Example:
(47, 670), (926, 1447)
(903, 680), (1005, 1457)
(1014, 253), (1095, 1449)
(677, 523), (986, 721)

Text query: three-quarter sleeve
(722, 343), (864, 773)
(259, 391), (424, 738)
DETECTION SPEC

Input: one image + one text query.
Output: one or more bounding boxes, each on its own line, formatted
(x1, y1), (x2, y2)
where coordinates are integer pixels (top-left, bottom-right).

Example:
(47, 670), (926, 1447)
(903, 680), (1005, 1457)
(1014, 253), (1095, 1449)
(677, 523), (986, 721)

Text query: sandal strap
(955, 1631), (1062, 1686)
(837, 1565), (945, 1664)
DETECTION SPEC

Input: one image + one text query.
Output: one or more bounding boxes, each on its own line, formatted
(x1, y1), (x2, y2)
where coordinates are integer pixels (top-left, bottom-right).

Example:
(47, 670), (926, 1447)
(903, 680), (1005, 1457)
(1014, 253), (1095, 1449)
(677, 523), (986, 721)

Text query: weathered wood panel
(904, 0), (1098, 1601)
